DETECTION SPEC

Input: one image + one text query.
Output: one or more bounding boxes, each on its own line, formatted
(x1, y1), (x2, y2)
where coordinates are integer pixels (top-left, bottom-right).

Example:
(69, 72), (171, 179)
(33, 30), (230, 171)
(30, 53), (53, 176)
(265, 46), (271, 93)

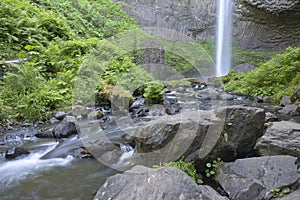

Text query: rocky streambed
(1, 81), (300, 199)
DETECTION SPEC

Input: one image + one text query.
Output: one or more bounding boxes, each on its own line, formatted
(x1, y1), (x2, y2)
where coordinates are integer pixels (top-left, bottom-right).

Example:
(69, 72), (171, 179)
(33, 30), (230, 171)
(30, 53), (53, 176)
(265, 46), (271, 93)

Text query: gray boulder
(278, 104), (300, 115)
(53, 116), (78, 138)
(216, 156), (300, 200)
(280, 95), (291, 106)
(94, 165), (228, 200)
(280, 189), (300, 200)
(71, 105), (89, 119)
(54, 111), (67, 120)
(265, 112), (278, 123)
(255, 121), (300, 158)
(132, 106), (265, 167)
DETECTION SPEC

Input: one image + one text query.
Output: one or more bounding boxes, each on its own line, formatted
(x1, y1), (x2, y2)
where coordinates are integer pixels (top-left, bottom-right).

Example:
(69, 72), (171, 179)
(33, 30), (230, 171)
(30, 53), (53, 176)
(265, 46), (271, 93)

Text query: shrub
(0, 64), (65, 121)
(144, 81), (165, 103)
(154, 158), (203, 184)
(224, 47), (300, 102)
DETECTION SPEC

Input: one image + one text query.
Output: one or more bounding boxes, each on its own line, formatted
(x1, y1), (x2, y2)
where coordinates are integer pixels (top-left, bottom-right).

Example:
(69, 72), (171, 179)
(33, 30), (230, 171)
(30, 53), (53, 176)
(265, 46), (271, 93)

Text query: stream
(0, 84), (291, 199)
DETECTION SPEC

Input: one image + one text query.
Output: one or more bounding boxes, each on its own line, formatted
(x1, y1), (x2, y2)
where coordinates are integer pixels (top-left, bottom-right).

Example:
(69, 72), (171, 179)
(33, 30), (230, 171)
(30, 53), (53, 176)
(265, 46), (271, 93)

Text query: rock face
(133, 106), (265, 166)
(245, 0), (299, 13)
(255, 121), (300, 158)
(116, 0), (300, 50)
(94, 165), (228, 200)
(216, 156), (300, 200)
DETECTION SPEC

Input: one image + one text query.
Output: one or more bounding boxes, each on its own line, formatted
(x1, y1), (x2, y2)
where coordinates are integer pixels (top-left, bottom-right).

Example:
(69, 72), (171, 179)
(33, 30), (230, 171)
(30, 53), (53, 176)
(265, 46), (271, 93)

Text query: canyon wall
(116, 0), (300, 50)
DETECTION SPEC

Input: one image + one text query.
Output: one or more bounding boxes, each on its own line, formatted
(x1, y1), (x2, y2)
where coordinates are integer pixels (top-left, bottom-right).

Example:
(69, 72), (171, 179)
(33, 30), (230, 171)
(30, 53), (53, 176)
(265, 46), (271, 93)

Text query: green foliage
(154, 158), (203, 184)
(144, 81), (165, 103)
(0, 64), (70, 121)
(0, 0), (139, 122)
(224, 47), (300, 102)
(37, 0), (138, 39)
(117, 66), (154, 95)
(205, 158), (222, 178)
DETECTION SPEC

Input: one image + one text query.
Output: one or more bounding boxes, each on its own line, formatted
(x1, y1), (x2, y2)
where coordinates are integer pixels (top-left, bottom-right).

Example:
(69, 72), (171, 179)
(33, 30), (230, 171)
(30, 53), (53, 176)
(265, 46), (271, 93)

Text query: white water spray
(0, 142), (74, 190)
(216, 0), (233, 77)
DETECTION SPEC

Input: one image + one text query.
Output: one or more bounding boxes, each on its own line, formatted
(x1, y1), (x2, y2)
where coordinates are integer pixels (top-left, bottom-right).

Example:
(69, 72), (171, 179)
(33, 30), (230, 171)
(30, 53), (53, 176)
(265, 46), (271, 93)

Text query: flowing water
(216, 0), (233, 77)
(0, 128), (119, 200)
(0, 83), (277, 199)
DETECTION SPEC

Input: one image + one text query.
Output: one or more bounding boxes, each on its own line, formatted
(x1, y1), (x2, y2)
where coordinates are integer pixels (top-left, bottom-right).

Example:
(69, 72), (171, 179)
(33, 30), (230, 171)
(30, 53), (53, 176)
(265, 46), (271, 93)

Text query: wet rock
(72, 105), (88, 119)
(130, 97), (145, 110)
(192, 82), (207, 91)
(280, 95), (291, 106)
(49, 117), (60, 124)
(5, 147), (29, 159)
(55, 111), (67, 120)
(87, 110), (104, 120)
(220, 93), (234, 100)
(216, 156), (300, 200)
(233, 63), (256, 73)
(22, 123), (33, 127)
(165, 105), (181, 115)
(133, 106), (265, 166)
(94, 165), (228, 200)
(278, 104), (300, 115)
(263, 97), (271, 103)
(291, 86), (300, 104)
(164, 95), (178, 105)
(53, 116), (77, 138)
(42, 136), (88, 159)
(35, 128), (54, 138)
(265, 112), (279, 123)
(132, 108), (149, 117)
(255, 121), (300, 158)
(253, 96), (264, 103)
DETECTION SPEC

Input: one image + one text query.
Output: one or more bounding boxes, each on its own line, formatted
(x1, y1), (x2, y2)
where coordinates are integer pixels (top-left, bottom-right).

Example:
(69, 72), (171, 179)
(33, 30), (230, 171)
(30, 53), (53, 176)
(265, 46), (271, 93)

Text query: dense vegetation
(0, 0), (138, 122)
(224, 47), (300, 102)
(0, 0), (296, 123)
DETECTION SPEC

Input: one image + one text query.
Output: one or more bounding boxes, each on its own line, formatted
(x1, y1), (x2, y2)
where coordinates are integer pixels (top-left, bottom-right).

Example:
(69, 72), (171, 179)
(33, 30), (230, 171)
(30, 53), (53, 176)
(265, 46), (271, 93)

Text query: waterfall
(216, 0), (233, 77)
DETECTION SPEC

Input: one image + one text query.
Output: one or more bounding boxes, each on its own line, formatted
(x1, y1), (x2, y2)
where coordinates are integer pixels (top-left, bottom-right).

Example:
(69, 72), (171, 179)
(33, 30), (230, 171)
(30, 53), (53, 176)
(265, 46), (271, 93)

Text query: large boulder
(116, 0), (300, 50)
(278, 104), (300, 115)
(94, 165), (228, 200)
(255, 121), (300, 158)
(216, 156), (300, 200)
(53, 116), (78, 138)
(132, 106), (265, 167)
